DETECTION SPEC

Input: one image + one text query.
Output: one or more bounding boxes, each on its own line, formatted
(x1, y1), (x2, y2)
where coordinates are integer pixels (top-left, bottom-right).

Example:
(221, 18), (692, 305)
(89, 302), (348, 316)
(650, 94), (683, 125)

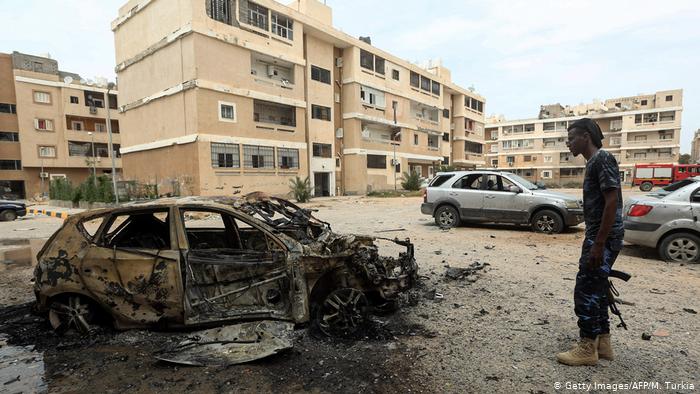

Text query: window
(312, 143), (332, 158)
(33, 91), (51, 104)
(211, 142), (240, 168)
(484, 175), (516, 192)
(544, 155), (552, 163)
(38, 146), (56, 158)
(443, 132), (450, 142)
(254, 100), (296, 126)
(665, 95), (673, 102)
(524, 124), (535, 132)
(428, 134), (439, 149)
(207, 0), (234, 25)
(0, 132), (19, 142)
(506, 156), (515, 164)
(102, 210), (171, 249)
(465, 97), (484, 113)
(395, 162), (401, 173)
(524, 155), (532, 162)
(491, 159), (498, 167)
(392, 69), (399, 80)
(71, 121), (84, 131)
(311, 105), (331, 121)
(465, 141), (482, 154)
(443, 109), (450, 119)
(0, 160), (21, 170)
(311, 65), (331, 84)
(420, 76), (430, 92)
(366, 154), (386, 169)
(0, 103), (17, 114)
(277, 148), (299, 169)
(271, 12), (293, 40)
(659, 130), (674, 140)
(410, 71), (420, 88)
(634, 152), (647, 159)
(641, 99), (648, 105)
(660, 111), (675, 122)
(643, 113), (658, 123)
(219, 101), (236, 122)
(359, 50), (385, 75)
(34, 119), (54, 131)
(68, 141), (90, 157)
(542, 170), (552, 179)
(413, 134), (419, 145)
(246, 2), (269, 30)
(431, 81), (440, 96)
(243, 145), (274, 168)
(70, 96), (79, 104)
(95, 123), (106, 132)
(453, 174), (482, 190)
(442, 156), (449, 165)
(360, 86), (385, 108)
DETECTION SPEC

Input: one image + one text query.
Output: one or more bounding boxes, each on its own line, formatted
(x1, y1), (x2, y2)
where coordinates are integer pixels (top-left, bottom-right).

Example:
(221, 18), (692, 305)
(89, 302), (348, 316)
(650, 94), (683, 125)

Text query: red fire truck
(633, 163), (700, 191)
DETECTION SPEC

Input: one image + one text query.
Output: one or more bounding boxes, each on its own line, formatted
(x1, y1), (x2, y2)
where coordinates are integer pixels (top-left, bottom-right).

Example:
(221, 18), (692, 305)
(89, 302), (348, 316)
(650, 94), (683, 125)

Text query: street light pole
(88, 132), (97, 187)
(106, 83), (119, 204)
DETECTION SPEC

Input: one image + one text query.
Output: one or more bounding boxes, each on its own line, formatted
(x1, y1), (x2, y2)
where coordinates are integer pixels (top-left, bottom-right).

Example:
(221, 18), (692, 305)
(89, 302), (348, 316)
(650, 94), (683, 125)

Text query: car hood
(0, 200), (25, 207)
(529, 189), (579, 202)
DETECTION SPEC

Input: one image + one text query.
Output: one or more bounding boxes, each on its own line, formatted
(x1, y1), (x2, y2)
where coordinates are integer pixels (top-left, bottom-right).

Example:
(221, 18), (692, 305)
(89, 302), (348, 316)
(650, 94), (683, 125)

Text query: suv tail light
(422, 188), (427, 203)
(628, 204), (653, 217)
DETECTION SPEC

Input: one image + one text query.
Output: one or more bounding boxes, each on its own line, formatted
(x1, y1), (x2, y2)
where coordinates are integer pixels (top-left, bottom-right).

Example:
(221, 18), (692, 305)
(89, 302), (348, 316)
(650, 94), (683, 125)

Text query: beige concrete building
(484, 90), (683, 186)
(0, 52), (122, 199)
(112, 0), (485, 196)
(691, 129), (700, 164)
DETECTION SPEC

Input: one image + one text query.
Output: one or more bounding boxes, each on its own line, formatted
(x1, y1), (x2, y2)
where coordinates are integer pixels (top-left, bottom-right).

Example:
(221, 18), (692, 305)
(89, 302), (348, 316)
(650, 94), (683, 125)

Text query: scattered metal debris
(444, 262), (489, 280)
(641, 333), (652, 340)
(682, 308), (697, 314)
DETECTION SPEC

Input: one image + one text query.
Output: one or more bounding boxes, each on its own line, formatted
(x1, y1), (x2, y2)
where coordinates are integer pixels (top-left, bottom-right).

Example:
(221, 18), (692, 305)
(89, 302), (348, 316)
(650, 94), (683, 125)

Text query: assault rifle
(608, 269), (631, 329)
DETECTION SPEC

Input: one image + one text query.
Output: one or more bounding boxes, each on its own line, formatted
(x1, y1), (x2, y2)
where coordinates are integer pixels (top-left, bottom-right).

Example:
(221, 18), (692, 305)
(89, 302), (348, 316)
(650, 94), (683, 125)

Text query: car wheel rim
(48, 295), (92, 335)
(667, 238), (699, 262)
(439, 211), (455, 226)
(318, 288), (368, 337)
(536, 215), (555, 232)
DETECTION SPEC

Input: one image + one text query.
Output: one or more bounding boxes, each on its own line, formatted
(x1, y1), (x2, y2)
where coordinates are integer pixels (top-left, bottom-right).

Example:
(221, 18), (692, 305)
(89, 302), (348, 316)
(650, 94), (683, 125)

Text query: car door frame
(173, 204), (295, 326)
(79, 205), (184, 327)
(448, 173), (487, 221)
(482, 174), (530, 223)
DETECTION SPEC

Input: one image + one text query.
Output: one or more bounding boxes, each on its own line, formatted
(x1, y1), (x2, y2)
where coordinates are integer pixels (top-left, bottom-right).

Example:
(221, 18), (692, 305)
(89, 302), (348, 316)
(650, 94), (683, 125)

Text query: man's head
(566, 118), (603, 157)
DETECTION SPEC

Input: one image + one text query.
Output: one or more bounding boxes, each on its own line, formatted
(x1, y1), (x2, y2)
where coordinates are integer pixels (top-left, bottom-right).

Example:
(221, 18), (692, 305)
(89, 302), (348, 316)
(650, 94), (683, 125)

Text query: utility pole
(106, 83), (119, 203)
(392, 101), (399, 191)
(88, 132), (97, 187)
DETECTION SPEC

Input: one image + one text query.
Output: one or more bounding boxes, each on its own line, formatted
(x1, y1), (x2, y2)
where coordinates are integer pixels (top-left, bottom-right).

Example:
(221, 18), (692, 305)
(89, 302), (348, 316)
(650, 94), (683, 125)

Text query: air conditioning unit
(334, 93), (340, 103)
(335, 57), (343, 67)
(267, 65), (277, 77)
(335, 128), (344, 138)
(391, 158), (400, 166)
(39, 172), (49, 178)
(361, 128), (370, 138)
(508, 162), (514, 167)
(89, 106), (97, 114)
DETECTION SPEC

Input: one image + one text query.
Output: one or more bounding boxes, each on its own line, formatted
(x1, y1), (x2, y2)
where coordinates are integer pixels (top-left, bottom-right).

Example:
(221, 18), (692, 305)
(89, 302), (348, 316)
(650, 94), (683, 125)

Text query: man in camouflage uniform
(557, 118), (624, 366)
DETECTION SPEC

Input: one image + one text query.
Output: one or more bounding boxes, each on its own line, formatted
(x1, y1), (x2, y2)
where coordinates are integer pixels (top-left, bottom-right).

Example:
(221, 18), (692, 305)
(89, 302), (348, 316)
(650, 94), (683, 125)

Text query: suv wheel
(0, 209), (17, 222)
(659, 232), (700, 263)
(531, 210), (564, 233)
(639, 182), (653, 192)
(435, 205), (460, 228)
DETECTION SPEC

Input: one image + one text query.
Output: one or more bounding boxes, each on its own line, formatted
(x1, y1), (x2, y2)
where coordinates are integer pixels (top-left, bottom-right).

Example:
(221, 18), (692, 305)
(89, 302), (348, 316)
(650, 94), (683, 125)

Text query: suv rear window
(429, 174), (454, 187)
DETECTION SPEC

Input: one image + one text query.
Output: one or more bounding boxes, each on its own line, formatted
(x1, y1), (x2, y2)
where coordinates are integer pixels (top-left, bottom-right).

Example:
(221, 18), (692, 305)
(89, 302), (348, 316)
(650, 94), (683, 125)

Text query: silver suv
(421, 171), (583, 233)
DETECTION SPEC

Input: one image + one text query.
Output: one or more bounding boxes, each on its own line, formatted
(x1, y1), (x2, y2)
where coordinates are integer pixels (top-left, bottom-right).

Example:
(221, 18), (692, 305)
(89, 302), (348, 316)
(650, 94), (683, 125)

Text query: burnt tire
(659, 232), (700, 263)
(48, 294), (100, 336)
(313, 288), (369, 337)
(434, 205), (460, 228)
(0, 209), (17, 222)
(639, 182), (653, 192)
(531, 209), (564, 234)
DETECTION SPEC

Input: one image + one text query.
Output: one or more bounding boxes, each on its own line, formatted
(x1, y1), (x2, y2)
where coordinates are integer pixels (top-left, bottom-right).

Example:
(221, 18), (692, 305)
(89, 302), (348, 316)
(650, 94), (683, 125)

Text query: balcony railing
(624, 138), (675, 146)
(626, 154), (674, 162)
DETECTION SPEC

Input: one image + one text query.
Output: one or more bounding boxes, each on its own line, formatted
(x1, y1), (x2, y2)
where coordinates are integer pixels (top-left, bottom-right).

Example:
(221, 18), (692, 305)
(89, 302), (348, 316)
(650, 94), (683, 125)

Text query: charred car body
(33, 194), (417, 337)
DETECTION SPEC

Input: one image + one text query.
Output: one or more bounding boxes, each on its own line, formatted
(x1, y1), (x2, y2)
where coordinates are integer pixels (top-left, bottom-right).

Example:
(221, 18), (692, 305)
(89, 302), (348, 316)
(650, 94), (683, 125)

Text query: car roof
(435, 170), (515, 176)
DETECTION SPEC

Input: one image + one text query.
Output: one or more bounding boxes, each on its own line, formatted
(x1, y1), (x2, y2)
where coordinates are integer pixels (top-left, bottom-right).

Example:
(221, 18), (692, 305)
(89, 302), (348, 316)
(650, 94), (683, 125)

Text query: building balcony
(624, 154), (675, 163)
(623, 139), (676, 147)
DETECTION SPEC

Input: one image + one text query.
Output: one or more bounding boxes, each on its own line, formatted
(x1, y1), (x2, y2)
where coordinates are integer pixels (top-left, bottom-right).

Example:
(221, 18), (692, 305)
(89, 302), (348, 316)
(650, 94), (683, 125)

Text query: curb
(28, 208), (70, 219)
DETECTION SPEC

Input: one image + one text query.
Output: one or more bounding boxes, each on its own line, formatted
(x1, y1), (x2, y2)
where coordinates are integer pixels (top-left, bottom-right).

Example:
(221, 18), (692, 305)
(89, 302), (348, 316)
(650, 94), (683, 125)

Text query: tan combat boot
(598, 333), (614, 360)
(556, 337), (599, 366)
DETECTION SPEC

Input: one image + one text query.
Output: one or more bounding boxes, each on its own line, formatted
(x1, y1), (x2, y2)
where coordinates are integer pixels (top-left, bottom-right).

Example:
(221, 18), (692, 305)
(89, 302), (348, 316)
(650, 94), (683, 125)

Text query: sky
(1, 0), (698, 152)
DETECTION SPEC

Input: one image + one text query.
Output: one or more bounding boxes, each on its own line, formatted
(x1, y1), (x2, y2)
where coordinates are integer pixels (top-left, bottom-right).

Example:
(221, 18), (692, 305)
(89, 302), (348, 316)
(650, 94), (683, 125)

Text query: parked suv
(421, 171), (583, 233)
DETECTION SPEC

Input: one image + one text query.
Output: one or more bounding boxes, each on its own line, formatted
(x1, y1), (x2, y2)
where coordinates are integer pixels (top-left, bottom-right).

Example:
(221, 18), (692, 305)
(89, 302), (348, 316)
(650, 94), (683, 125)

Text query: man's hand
(588, 241), (604, 270)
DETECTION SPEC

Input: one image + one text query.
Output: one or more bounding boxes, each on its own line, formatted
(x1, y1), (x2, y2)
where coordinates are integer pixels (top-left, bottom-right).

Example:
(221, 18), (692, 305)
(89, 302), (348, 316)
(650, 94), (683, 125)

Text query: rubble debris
(484, 245), (495, 250)
(444, 262), (489, 280)
(375, 228), (406, 233)
(533, 319), (549, 326)
(4, 376), (20, 385)
(641, 333), (652, 340)
(156, 321), (294, 367)
(682, 308), (697, 314)
(649, 289), (666, 295)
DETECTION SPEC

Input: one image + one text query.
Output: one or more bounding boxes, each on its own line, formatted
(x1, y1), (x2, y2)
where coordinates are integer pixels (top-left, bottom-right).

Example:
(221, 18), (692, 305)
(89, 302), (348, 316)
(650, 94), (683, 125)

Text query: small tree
(401, 171), (422, 191)
(679, 153), (692, 164)
(289, 176), (312, 203)
(437, 164), (456, 173)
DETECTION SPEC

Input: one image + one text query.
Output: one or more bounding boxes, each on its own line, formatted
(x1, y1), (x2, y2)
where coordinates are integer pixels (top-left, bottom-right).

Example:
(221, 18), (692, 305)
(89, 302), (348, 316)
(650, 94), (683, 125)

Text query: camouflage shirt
(583, 149), (624, 241)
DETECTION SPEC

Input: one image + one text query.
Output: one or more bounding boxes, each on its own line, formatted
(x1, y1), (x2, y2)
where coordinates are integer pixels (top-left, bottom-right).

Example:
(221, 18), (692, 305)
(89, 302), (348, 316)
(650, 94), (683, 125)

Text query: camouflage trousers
(574, 237), (623, 339)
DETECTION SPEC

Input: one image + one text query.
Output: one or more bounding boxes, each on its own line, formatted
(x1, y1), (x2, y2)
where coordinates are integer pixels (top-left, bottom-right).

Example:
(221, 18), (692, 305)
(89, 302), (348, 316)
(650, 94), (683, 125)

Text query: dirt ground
(1, 190), (699, 393)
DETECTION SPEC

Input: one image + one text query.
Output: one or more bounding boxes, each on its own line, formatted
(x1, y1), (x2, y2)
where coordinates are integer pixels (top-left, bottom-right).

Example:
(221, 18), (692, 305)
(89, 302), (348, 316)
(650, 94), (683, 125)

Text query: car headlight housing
(564, 200), (580, 209)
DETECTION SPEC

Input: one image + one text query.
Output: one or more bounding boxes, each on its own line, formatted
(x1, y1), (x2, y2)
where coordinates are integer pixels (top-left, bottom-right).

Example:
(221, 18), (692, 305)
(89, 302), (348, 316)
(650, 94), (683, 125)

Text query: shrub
(401, 171), (422, 191)
(289, 176), (312, 203)
(437, 165), (456, 173)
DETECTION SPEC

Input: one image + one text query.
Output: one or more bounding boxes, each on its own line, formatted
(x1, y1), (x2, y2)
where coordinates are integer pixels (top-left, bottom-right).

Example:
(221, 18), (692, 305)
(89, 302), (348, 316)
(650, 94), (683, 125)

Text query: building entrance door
(314, 173), (330, 197)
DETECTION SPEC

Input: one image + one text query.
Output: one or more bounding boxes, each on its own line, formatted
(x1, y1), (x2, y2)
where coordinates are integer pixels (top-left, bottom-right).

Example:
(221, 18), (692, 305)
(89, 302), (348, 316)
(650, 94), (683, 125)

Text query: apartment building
(484, 90), (683, 185)
(112, 0), (485, 196)
(0, 52), (122, 199)
(691, 129), (700, 164)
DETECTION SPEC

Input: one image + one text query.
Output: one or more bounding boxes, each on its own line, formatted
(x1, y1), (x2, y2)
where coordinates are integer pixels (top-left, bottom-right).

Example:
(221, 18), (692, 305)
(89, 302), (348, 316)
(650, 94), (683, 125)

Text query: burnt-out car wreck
(33, 193), (417, 359)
